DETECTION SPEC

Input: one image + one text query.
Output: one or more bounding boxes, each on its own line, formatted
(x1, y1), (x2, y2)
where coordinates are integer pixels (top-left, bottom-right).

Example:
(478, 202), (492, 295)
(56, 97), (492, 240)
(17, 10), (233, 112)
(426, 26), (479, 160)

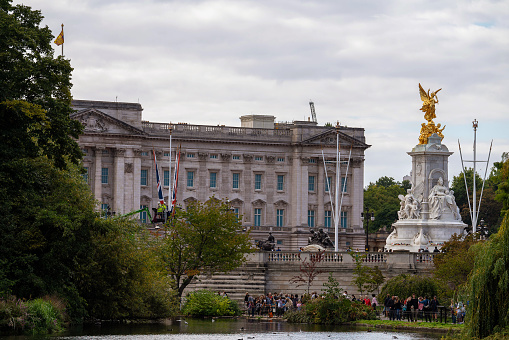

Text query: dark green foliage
(0, 157), (97, 303)
(491, 153), (509, 215)
(378, 274), (441, 302)
(285, 296), (376, 324)
(0, 1), (82, 169)
(451, 168), (502, 229)
(364, 179), (407, 232)
(182, 290), (241, 317)
(465, 213), (509, 338)
(0, 296), (66, 334)
(75, 218), (176, 320)
(25, 298), (65, 334)
(285, 274), (376, 325)
(162, 198), (254, 298)
(433, 233), (480, 297)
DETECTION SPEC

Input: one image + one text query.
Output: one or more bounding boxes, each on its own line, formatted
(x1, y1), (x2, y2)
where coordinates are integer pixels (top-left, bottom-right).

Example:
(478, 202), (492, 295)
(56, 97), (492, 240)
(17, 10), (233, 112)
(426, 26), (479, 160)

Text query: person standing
(371, 294), (378, 313)
(430, 296), (439, 321)
(410, 294), (419, 322)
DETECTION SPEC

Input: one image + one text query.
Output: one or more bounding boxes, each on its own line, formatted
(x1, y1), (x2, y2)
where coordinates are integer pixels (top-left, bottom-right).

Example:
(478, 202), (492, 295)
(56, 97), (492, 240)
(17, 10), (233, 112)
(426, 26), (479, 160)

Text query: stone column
(113, 148), (126, 215)
(133, 149), (142, 211)
(317, 160), (325, 224)
(351, 158), (363, 230)
(198, 152), (208, 201)
(94, 146), (104, 207)
(290, 149), (303, 227)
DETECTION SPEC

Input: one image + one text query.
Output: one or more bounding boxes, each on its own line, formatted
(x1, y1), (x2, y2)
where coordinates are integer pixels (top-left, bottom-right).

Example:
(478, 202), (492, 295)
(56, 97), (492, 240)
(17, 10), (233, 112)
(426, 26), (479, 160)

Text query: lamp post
(361, 208), (375, 252)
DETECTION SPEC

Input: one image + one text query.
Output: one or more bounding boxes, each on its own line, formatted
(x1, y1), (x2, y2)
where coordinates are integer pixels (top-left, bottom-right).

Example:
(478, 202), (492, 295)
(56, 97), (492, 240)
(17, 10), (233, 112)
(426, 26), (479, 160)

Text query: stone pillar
(113, 148), (126, 215)
(290, 149), (303, 227)
(198, 152), (208, 201)
(123, 149), (135, 213)
(94, 146), (104, 207)
(317, 160), (325, 225)
(351, 158), (363, 230)
(133, 149), (142, 211)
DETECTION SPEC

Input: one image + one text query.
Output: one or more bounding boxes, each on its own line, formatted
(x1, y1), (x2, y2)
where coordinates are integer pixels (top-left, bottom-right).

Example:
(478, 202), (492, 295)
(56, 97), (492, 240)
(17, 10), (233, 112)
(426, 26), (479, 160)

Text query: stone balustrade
(248, 251), (434, 268)
(141, 121), (292, 140)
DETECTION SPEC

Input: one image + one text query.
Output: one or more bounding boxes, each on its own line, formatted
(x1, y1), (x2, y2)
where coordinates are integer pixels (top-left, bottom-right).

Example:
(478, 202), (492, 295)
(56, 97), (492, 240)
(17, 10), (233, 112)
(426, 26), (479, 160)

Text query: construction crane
(309, 101), (317, 123)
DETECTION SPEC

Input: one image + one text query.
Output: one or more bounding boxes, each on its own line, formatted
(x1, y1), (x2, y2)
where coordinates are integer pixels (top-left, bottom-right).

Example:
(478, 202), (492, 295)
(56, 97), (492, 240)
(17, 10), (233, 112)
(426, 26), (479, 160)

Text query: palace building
(71, 99), (370, 251)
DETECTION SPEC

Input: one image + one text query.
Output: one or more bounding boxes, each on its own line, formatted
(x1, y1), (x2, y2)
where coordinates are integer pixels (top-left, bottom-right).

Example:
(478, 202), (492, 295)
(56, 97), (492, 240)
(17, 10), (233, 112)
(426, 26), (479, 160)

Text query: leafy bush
(0, 296), (29, 331)
(182, 290), (241, 317)
(0, 296), (66, 334)
(26, 298), (65, 334)
(378, 273), (443, 302)
(285, 296), (376, 324)
(285, 274), (376, 325)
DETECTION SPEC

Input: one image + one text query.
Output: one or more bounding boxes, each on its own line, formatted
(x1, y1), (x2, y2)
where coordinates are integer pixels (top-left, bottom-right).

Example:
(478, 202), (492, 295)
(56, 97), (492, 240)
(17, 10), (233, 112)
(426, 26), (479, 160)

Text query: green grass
(351, 319), (464, 331)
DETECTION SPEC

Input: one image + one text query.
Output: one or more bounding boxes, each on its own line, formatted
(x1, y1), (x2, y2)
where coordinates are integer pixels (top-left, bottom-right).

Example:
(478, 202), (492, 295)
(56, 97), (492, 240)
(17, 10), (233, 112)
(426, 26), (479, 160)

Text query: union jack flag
(153, 150), (165, 206)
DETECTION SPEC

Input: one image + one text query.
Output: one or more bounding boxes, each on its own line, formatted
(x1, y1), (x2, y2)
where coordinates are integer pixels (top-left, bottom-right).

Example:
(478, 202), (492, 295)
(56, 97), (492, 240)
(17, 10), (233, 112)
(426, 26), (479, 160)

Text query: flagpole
(168, 124), (172, 210)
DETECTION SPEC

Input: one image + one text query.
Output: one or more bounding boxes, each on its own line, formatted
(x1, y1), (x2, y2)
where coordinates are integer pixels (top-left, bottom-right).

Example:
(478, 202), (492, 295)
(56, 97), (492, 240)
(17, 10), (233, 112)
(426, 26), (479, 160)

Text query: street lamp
(361, 208), (375, 252)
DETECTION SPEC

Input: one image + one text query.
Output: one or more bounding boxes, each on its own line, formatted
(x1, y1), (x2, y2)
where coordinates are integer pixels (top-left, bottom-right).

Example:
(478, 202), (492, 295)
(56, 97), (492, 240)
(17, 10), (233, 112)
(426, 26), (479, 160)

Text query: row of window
(103, 202), (348, 228)
(83, 168), (348, 194)
(253, 209), (347, 228)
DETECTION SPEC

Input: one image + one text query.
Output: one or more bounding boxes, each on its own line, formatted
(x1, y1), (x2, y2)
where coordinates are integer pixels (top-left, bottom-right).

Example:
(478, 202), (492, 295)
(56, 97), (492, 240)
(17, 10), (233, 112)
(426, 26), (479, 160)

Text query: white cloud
(14, 0), (509, 185)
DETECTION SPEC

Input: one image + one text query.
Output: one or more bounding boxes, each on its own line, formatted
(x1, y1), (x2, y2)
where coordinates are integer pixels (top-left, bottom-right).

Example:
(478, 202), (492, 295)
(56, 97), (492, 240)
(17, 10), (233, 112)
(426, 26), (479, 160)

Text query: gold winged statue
(419, 83), (441, 122)
(417, 83), (445, 145)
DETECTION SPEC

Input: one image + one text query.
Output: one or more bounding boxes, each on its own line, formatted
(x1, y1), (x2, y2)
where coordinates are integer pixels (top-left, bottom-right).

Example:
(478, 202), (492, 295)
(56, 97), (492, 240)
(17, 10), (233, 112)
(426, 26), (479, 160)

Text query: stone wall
(185, 251), (435, 303)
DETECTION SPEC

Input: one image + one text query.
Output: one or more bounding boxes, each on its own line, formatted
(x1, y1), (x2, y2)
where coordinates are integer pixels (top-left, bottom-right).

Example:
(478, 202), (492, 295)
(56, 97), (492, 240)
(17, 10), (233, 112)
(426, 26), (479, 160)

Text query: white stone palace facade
(71, 99), (371, 251)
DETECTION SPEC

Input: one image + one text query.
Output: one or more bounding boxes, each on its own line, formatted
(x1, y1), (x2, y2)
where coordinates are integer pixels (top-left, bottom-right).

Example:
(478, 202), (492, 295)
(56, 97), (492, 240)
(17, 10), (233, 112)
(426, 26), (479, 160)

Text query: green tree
(352, 253), (385, 295)
(364, 181), (406, 232)
(161, 198), (254, 298)
(432, 233), (480, 296)
(451, 167), (503, 230)
(375, 176), (398, 188)
(0, 1), (82, 168)
(491, 153), (509, 215)
(466, 213), (509, 338)
(75, 218), (176, 320)
(378, 274), (441, 303)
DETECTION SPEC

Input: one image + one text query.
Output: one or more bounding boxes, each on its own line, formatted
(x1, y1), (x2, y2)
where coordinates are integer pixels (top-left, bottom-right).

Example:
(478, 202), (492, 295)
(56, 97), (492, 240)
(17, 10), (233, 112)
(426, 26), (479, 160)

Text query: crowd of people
(244, 292), (303, 317)
(241, 291), (465, 323)
(382, 294), (442, 322)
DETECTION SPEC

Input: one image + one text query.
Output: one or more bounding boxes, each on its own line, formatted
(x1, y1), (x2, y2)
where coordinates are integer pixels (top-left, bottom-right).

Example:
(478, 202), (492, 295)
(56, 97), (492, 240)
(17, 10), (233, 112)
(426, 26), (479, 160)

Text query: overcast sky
(16, 0), (509, 185)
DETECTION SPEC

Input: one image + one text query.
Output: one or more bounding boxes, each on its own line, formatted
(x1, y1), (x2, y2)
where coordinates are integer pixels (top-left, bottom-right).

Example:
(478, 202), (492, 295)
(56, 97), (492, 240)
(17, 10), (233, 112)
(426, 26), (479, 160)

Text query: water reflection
(0, 318), (443, 340)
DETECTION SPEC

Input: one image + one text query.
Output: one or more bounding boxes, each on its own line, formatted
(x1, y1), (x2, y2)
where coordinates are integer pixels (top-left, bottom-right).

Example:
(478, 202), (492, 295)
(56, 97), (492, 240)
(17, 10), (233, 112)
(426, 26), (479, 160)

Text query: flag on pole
(169, 146), (181, 215)
(54, 27), (64, 46)
(153, 150), (165, 205)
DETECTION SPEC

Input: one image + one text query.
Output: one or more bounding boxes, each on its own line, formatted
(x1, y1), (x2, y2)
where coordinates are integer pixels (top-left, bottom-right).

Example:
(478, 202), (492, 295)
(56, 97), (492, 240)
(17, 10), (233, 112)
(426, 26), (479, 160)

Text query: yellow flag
(54, 29), (64, 46)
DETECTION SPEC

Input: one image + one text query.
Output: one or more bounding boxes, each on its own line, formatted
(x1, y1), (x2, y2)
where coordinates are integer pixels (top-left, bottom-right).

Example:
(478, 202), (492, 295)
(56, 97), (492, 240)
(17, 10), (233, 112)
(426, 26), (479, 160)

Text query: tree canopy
(0, 1), (82, 168)
(161, 198), (254, 298)
(363, 178), (407, 232)
(0, 1), (175, 321)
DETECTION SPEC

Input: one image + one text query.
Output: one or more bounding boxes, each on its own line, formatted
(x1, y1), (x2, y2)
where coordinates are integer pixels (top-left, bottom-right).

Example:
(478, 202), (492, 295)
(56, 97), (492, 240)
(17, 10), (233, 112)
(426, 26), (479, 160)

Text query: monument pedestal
(387, 219), (465, 252)
(385, 133), (466, 252)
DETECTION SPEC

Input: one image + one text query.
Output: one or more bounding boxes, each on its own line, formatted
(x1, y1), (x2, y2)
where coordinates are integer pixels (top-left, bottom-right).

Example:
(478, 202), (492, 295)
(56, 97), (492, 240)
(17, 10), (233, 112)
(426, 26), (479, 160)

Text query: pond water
(0, 318), (443, 340)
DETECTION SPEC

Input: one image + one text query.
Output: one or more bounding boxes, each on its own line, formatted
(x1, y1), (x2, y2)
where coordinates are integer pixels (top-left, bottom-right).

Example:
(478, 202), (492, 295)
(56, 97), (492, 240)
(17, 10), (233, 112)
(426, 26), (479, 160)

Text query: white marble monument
(386, 85), (466, 252)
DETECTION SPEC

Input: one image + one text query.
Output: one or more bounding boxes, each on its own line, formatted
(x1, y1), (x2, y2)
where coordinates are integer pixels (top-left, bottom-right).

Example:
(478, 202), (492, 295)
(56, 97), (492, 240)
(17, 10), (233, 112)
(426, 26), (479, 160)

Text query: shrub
(182, 290), (241, 317)
(378, 273), (443, 303)
(0, 296), (66, 334)
(285, 296), (376, 324)
(285, 274), (376, 325)
(0, 296), (29, 332)
(25, 297), (65, 334)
